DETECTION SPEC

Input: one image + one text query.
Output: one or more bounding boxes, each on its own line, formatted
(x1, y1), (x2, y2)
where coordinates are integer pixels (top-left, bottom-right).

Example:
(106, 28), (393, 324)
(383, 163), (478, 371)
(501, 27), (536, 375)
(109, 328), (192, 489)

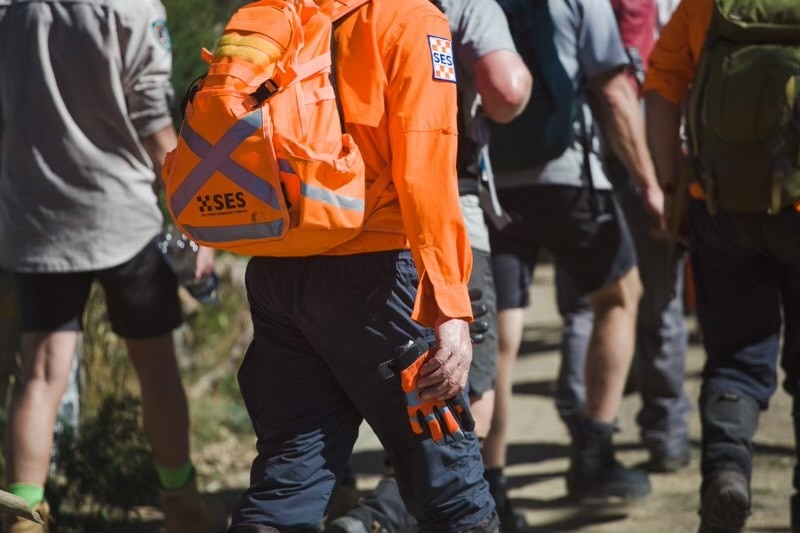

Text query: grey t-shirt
(0, 0), (174, 272)
(495, 0), (628, 191)
(438, 0), (517, 252)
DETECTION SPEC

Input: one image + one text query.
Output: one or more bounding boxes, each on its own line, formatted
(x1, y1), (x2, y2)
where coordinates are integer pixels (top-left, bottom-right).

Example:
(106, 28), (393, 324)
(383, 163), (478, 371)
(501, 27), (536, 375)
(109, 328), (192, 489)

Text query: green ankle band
(8, 483), (44, 507)
(156, 461), (194, 491)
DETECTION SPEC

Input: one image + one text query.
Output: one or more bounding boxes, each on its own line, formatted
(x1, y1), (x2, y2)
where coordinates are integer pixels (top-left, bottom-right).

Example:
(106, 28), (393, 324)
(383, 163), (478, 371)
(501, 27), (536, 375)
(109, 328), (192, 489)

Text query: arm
(474, 49), (532, 124)
(140, 123), (177, 178)
(587, 68), (665, 230)
(141, 124), (215, 279)
(386, 14), (473, 401)
(644, 90), (682, 189)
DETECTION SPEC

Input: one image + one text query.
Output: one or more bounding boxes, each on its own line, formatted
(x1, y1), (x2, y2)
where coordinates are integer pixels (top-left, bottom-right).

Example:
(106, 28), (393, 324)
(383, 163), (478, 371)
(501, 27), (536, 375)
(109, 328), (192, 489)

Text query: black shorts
(490, 185), (636, 310)
(467, 248), (497, 397)
(16, 239), (183, 339)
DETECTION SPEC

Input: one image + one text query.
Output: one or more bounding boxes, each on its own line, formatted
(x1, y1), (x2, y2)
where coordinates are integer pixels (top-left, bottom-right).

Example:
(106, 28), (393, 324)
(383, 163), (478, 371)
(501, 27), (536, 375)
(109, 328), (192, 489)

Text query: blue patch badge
(152, 19), (172, 52)
(428, 35), (456, 83)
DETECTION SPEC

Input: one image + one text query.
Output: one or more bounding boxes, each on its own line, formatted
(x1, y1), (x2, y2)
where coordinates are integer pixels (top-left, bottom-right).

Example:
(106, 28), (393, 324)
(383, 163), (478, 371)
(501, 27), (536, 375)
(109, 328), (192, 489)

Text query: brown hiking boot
(2, 501), (51, 533)
(161, 476), (228, 533)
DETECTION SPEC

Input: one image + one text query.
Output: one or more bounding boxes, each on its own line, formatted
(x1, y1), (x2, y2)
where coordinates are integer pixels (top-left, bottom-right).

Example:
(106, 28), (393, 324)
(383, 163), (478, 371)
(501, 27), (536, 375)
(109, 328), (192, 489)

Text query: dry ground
(346, 263), (795, 533)
(105, 262), (796, 532)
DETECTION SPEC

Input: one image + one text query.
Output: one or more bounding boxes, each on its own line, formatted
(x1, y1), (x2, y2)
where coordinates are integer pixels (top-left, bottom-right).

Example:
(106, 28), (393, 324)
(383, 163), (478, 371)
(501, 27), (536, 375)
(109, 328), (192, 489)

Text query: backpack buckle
(246, 79), (280, 109)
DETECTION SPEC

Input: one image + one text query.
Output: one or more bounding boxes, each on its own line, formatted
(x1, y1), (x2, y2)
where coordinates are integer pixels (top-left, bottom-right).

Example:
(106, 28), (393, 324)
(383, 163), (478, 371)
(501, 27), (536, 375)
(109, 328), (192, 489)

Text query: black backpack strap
(577, 105), (611, 223)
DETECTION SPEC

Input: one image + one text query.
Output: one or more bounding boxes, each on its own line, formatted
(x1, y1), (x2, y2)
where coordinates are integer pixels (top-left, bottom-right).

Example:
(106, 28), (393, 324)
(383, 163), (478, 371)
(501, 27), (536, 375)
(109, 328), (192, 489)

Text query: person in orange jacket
(645, 0), (800, 531)
(227, 1), (498, 531)
(323, 0), (532, 531)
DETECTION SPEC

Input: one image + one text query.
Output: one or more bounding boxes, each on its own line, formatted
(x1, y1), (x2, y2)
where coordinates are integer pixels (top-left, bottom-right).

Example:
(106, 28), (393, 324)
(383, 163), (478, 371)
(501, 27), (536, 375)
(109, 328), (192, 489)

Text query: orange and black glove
(379, 338), (475, 445)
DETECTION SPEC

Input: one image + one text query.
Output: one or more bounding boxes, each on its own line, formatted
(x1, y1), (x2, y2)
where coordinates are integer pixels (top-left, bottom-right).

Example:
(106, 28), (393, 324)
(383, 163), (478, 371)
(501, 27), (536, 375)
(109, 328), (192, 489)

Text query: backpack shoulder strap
(331, 0), (370, 22)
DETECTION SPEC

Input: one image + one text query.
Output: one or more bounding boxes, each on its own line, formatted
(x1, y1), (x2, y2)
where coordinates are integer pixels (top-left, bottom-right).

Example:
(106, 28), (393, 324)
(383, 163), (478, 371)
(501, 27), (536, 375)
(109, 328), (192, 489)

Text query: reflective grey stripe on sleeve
(300, 182), (364, 212)
(184, 219), (285, 243)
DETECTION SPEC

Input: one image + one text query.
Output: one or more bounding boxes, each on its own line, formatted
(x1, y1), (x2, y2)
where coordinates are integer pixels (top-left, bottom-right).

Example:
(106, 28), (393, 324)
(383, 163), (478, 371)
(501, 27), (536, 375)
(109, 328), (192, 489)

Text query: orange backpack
(162, 0), (384, 257)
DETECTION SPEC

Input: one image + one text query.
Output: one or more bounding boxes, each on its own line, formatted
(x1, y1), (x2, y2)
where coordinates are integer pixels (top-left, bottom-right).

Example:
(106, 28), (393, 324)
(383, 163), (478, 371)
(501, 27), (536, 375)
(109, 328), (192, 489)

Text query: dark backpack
(687, 0), (800, 214)
(488, 0), (576, 173)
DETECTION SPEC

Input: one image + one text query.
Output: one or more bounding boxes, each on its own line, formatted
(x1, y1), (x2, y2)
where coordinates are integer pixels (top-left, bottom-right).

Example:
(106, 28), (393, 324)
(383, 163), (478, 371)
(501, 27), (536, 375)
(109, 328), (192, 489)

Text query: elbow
(483, 69), (533, 124)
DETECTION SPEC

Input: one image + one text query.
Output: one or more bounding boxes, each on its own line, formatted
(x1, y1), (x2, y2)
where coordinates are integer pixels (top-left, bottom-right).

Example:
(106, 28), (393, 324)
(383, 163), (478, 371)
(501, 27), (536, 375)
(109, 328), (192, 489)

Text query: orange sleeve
(643, 0), (698, 104)
(384, 13), (473, 327)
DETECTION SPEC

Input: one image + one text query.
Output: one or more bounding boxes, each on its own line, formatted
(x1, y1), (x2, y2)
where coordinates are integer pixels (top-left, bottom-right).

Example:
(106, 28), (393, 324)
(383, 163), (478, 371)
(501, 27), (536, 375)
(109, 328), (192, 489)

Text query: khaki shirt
(0, 0), (174, 272)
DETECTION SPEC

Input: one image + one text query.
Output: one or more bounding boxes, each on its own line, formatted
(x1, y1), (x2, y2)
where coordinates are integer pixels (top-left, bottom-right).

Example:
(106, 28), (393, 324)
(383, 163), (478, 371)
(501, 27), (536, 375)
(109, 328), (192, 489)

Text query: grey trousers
(554, 179), (691, 455)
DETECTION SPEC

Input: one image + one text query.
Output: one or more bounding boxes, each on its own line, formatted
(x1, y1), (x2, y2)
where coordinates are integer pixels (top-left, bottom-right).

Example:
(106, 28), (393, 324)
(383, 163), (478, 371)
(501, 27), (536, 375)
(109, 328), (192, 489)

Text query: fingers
(417, 345), (470, 401)
(425, 405), (465, 445)
(446, 393), (475, 432)
(469, 319), (489, 344)
(471, 302), (488, 319)
(468, 287), (483, 302)
(194, 246), (215, 279)
(416, 409), (445, 443)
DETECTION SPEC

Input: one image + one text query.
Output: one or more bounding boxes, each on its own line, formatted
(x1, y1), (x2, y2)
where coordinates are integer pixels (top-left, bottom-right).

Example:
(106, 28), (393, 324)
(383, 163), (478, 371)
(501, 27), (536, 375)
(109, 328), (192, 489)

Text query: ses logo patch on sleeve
(428, 35), (456, 83)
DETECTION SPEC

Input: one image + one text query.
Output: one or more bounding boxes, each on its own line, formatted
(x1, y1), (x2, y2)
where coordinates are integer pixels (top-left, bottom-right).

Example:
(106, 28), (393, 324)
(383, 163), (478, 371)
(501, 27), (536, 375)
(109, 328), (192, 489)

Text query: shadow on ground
(512, 497), (630, 532)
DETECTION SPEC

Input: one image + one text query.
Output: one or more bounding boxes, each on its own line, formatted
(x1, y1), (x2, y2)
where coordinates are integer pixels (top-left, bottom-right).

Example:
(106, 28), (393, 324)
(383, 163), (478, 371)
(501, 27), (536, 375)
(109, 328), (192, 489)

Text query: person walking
(323, 0), (532, 530)
(645, 0), (800, 530)
(186, 1), (499, 530)
(484, 0), (664, 504)
(553, 0), (692, 474)
(0, 1), (224, 531)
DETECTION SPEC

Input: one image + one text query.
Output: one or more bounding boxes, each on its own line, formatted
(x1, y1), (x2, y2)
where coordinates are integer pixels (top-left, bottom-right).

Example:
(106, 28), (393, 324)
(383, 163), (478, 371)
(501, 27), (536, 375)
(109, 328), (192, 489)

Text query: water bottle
(155, 226), (219, 304)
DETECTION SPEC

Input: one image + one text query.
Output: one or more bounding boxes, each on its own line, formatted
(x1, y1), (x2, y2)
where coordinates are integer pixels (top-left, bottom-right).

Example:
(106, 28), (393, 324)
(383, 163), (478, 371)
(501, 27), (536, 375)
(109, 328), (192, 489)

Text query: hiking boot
(2, 501), (51, 533)
(698, 469), (750, 533)
(327, 466), (361, 521)
(566, 418), (651, 501)
(495, 499), (528, 533)
(161, 475), (229, 533)
(227, 526), (280, 532)
(324, 477), (415, 533)
(648, 448), (691, 473)
(483, 469), (528, 533)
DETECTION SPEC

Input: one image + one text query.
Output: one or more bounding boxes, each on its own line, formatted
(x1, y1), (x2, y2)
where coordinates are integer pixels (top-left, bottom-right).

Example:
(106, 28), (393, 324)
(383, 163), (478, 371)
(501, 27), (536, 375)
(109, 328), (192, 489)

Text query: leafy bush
(166, 0), (249, 125)
(51, 394), (158, 525)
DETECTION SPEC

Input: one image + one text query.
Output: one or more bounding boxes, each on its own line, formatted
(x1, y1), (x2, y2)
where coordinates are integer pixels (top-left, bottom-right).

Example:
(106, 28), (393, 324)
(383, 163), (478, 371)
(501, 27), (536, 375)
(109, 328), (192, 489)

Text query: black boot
(484, 468), (529, 532)
(698, 469), (750, 533)
(328, 464), (361, 521)
(227, 526), (281, 533)
(325, 476), (416, 533)
(698, 391), (759, 533)
(566, 418), (651, 501)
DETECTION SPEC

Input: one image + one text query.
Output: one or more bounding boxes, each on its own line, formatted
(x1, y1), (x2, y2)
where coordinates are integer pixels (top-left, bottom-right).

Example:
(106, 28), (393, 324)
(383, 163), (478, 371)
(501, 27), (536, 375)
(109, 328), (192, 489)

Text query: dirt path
(99, 262), (795, 532)
(348, 263), (795, 532)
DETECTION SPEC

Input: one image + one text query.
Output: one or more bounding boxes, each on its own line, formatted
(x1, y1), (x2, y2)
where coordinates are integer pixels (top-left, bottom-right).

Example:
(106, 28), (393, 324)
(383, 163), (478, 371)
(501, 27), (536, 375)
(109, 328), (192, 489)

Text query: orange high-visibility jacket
(319, 0), (473, 326)
(642, 0), (713, 104)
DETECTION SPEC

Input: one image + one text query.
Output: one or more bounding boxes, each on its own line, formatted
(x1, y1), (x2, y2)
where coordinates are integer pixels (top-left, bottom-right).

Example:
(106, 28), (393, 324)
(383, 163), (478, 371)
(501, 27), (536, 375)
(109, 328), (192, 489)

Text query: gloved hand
(380, 338), (475, 445)
(469, 288), (490, 344)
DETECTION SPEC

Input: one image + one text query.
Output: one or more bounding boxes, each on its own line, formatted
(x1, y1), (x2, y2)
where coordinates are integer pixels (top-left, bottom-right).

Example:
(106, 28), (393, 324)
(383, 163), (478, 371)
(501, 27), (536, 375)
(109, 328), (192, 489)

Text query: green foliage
(51, 394), (158, 524)
(165, 0), (250, 125)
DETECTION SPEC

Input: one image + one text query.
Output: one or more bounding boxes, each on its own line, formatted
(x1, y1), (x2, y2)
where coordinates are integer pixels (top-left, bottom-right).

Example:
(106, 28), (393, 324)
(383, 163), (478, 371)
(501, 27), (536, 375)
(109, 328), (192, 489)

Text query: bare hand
(642, 183), (668, 239)
(417, 317), (472, 401)
(195, 246), (215, 279)
(662, 190), (690, 247)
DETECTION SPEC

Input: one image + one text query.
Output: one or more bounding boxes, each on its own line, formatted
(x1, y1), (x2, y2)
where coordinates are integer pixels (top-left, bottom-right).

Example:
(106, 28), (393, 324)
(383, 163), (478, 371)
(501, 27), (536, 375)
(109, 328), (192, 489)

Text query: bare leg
(5, 332), (77, 485)
(126, 334), (190, 469)
(482, 308), (525, 468)
(470, 390), (495, 439)
(584, 267), (642, 424)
